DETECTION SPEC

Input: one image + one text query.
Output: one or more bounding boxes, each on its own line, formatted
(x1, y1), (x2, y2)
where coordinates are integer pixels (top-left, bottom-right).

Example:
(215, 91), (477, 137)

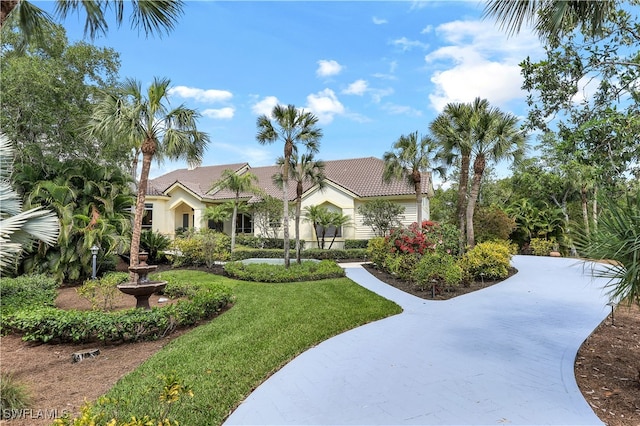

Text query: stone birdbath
(117, 252), (167, 310)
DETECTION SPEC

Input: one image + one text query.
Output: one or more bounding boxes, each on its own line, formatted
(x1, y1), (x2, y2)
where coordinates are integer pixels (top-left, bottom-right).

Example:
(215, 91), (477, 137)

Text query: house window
(182, 213), (190, 229)
(141, 203), (153, 229)
(236, 213), (253, 234)
(316, 224), (342, 238)
(208, 219), (223, 232)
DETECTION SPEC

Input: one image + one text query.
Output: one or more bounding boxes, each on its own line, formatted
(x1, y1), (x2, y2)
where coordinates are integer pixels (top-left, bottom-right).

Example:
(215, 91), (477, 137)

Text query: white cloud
(343, 79), (368, 96)
(421, 24), (433, 34)
(370, 87), (394, 104)
(251, 96), (280, 116)
(391, 37), (429, 51)
(168, 86), (233, 103)
(316, 59), (343, 78)
(202, 107), (235, 120)
(306, 88), (345, 124)
(425, 19), (542, 111)
(211, 141), (274, 166)
(382, 103), (423, 117)
(372, 16), (387, 25)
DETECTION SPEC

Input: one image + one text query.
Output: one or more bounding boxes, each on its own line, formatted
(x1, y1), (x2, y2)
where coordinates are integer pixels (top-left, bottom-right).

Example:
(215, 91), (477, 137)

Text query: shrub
(384, 253), (420, 281)
(529, 238), (555, 256)
(140, 230), (172, 263)
(77, 272), (129, 311)
(474, 206), (517, 243)
(412, 252), (463, 291)
(0, 373), (31, 418)
(344, 239), (369, 249)
(366, 237), (390, 268)
(171, 229), (231, 267)
(235, 235), (302, 250)
(459, 240), (512, 280)
(223, 260), (345, 283)
(0, 274), (58, 315)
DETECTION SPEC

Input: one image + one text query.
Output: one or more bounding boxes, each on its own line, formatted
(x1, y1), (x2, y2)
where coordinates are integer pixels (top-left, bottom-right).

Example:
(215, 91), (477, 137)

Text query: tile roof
(148, 157), (432, 202)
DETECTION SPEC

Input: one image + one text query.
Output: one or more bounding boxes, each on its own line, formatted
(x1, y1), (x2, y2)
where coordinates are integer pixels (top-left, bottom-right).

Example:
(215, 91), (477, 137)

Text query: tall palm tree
(0, 134), (59, 273)
(87, 77), (209, 272)
(210, 169), (259, 252)
(256, 104), (323, 268)
(431, 100), (483, 252)
(483, 0), (614, 39)
(466, 104), (526, 248)
(1, 0), (184, 44)
(382, 131), (438, 226)
(274, 152), (326, 263)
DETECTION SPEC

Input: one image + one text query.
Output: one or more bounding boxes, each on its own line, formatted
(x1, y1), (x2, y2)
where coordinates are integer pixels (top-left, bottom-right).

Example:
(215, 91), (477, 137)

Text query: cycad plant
(575, 190), (640, 305)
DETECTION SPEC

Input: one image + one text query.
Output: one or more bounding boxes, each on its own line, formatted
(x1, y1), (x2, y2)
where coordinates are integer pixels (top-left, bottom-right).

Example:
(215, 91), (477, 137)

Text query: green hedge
(0, 275), (58, 315)
(223, 260), (345, 283)
(230, 248), (368, 261)
(235, 235), (304, 250)
(344, 239), (369, 249)
(1, 277), (233, 344)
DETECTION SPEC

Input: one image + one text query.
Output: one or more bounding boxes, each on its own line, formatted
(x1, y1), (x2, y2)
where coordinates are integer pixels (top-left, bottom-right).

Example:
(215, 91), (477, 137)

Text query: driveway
(225, 256), (611, 425)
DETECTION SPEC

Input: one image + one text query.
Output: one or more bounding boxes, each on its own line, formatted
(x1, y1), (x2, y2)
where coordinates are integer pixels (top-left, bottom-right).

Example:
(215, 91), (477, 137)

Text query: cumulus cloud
(316, 60), (343, 78)
(343, 79), (368, 96)
(306, 88), (345, 124)
(202, 107), (235, 120)
(391, 37), (429, 51)
(251, 96), (280, 116)
(425, 19), (542, 111)
(372, 16), (387, 25)
(168, 86), (233, 103)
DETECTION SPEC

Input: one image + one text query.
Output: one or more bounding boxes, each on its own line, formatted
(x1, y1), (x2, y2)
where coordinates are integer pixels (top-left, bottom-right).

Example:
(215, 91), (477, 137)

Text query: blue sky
(37, 1), (544, 184)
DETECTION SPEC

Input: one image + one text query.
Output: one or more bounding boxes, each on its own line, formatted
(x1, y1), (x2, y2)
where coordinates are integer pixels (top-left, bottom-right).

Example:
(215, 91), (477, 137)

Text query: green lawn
(99, 270), (401, 425)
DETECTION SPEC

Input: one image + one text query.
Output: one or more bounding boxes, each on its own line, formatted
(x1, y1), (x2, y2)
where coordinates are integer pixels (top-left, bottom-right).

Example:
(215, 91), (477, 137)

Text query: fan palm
(87, 77), (209, 272)
(274, 152), (326, 263)
(1, 0), (184, 46)
(209, 169), (259, 251)
(383, 131), (438, 226)
(256, 104), (323, 268)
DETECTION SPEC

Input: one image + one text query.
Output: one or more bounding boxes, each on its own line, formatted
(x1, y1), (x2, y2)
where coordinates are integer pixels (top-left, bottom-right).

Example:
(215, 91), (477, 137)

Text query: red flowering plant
(386, 220), (444, 256)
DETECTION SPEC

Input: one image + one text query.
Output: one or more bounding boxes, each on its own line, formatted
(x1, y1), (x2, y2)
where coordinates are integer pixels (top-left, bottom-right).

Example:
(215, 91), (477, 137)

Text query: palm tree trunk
(295, 182), (302, 264)
(466, 155), (485, 248)
(230, 202), (238, 251)
(0, 1), (18, 27)
(581, 185), (590, 236)
(282, 157), (290, 268)
(129, 149), (153, 280)
(414, 176), (423, 225)
(457, 153), (470, 252)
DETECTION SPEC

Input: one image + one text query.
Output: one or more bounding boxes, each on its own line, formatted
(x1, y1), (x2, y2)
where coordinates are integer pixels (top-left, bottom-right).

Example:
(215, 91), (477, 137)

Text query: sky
(36, 0), (545, 184)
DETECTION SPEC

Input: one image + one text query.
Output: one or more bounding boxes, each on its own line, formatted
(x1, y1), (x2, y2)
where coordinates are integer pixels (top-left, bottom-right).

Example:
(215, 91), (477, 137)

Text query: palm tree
(87, 77), (209, 273)
(382, 131), (438, 226)
(0, 134), (59, 273)
(274, 152), (326, 263)
(209, 169), (259, 251)
(431, 98), (487, 253)
(256, 104), (323, 268)
(326, 211), (351, 250)
(483, 0), (614, 39)
(465, 103), (526, 248)
(1, 0), (184, 44)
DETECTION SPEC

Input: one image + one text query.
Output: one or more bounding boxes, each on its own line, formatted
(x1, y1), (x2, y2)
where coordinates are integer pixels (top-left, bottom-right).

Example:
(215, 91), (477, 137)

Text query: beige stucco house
(144, 157), (434, 248)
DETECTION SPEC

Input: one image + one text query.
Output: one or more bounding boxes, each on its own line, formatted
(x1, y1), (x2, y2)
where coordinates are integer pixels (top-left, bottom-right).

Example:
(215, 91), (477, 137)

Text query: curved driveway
(225, 256), (611, 425)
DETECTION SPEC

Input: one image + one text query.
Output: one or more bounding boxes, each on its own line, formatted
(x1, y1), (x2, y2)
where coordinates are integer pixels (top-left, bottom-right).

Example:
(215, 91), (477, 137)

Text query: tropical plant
(256, 104), (323, 267)
(87, 77), (209, 276)
(274, 152), (326, 263)
(1, 0), (184, 45)
(383, 131), (438, 226)
(358, 199), (405, 237)
(575, 191), (640, 306)
(140, 230), (172, 263)
(303, 205), (351, 250)
(209, 169), (260, 251)
(0, 134), (59, 273)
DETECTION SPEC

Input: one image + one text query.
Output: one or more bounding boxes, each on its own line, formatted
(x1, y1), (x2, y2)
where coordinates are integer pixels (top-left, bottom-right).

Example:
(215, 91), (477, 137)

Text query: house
(145, 157), (434, 248)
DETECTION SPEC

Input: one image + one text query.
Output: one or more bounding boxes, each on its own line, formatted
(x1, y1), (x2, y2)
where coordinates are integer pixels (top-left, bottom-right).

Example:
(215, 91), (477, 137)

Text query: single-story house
(145, 156), (434, 248)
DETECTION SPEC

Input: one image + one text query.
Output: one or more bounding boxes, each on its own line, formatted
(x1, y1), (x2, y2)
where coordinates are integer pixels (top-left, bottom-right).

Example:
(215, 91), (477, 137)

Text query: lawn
(94, 270), (401, 425)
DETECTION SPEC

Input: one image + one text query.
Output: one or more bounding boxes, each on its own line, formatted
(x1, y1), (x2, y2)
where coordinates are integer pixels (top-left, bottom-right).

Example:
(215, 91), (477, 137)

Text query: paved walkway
(224, 256), (612, 425)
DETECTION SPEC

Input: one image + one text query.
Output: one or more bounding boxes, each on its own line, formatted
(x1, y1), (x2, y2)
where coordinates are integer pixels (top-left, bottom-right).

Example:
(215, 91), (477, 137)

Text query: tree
(483, 0), (615, 40)
(251, 195), (283, 240)
(0, 23), (124, 170)
(87, 77), (209, 273)
(358, 199), (405, 237)
(256, 104), (323, 268)
(210, 169), (259, 252)
(1, 0), (184, 46)
(274, 152), (326, 263)
(382, 131), (438, 227)
(303, 205), (350, 250)
(0, 134), (59, 273)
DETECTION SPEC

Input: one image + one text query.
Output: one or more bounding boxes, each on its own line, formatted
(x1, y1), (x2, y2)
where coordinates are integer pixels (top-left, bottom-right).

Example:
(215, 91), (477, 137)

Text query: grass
(98, 270), (401, 425)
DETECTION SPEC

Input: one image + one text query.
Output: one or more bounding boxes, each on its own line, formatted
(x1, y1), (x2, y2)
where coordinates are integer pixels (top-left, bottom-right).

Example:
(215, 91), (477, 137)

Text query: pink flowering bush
(386, 221), (444, 255)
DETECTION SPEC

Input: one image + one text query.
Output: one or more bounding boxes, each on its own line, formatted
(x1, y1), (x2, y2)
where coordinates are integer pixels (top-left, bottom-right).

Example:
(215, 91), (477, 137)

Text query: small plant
(459, 240), (512, 280)
(412, 252), (463, 291)
(77, 272), (128, 311)
(0, 373), (31, 418)
(529, 238), (555, 256)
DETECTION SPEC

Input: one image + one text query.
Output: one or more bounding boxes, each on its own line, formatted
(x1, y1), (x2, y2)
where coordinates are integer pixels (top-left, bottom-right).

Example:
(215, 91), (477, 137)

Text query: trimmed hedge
(235, 235), (305, 250)
(1, 275), (233, 344)
(230, 248), (368, 261)
(344, 239), (369, 249)
(223, 260), (345, 283)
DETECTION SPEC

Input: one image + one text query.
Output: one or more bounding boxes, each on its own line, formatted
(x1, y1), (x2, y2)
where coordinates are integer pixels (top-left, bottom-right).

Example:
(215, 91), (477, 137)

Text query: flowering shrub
(387, 221), (444, 255)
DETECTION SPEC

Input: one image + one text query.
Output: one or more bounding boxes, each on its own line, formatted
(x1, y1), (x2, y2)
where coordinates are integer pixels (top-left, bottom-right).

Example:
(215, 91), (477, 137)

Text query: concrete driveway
(225, 256), (611, 425)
